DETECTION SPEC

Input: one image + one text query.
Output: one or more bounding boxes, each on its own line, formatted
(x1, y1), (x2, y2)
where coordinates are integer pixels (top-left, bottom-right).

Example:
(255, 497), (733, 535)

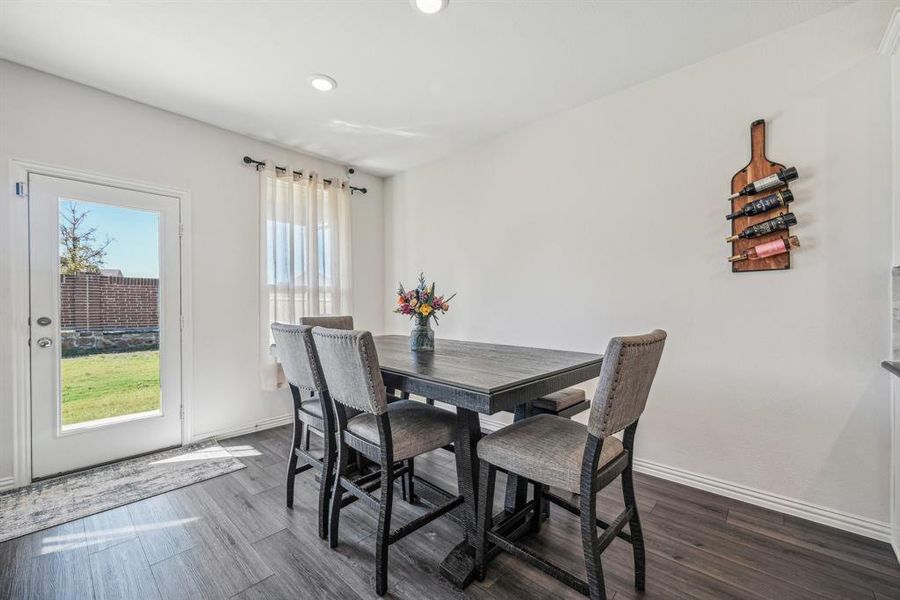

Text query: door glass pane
(58, 199), (161, 429)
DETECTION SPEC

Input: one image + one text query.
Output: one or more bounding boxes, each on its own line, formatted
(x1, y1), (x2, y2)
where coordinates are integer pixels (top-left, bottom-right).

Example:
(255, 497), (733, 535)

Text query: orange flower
(397, 295), (405, 305)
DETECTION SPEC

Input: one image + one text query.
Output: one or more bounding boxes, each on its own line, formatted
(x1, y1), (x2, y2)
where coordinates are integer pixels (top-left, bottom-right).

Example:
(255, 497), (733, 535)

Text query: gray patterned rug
(0, 440), (245, 543)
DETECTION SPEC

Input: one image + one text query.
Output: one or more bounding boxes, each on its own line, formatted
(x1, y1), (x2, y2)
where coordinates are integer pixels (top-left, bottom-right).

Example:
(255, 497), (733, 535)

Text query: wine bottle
(729, 236), (799, 262)
(726, 189), (793, 220)
(725, 212), (797, 242)
(727, 167), (798, 200)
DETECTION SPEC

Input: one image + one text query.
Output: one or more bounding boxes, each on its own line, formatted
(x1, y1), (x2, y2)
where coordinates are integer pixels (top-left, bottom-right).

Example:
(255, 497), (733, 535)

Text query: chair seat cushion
(532, 388), (586, 412)
(298, 398), (324, 420)
(477, 414), (624, 493)
(298, 398), (359, 422)
(346, 400), (456, 461)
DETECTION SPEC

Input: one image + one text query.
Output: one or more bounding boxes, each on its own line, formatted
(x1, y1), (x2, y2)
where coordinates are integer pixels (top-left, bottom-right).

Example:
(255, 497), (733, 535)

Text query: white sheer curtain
(259, 161), (353, 389)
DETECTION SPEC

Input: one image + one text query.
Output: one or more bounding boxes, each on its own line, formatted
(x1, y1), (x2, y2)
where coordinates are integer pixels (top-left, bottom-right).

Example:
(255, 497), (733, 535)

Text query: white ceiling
(0, 1), (851, 176)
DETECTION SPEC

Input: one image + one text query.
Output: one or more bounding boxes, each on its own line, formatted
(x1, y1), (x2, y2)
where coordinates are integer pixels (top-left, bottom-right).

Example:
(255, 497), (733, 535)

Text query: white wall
(385, 1), (897, 535)
(0, 60), (385, 485)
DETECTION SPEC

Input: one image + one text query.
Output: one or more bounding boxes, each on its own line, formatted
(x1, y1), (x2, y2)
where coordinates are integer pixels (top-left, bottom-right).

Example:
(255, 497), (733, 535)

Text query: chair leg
(355, 449), (365, 475)
(541, 484), (550, 520)
(286, 418), (300, 508)
(475, 460), (496, 581)
(303, 423), (311, 451)
(375, 460), (395, 596)
(328, 440), (349, 549)
(581, 484), (607, 600)
(530, 480), (543, 534)
(406, 459), (417, 504)
(622, 465), (645, 591)
(400, 464), (408, 501)
(317, 426), (335, 540)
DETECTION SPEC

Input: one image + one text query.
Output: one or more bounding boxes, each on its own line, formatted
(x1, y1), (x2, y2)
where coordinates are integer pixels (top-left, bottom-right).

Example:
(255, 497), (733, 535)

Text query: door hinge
(180, 314), (185, 330)
(15, 182), (27, 197)
(178, 223), (184, 237)
(179, 404), (184, 421)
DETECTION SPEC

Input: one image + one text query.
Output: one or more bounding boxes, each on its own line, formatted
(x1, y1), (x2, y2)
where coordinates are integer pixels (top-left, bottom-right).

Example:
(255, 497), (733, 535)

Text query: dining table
(372, 334), (604, 589)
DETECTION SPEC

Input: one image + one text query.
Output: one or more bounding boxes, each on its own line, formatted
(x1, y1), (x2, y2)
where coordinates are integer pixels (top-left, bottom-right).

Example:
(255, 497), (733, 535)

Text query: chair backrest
(270, 316), (353, 394)
(271, 323), (323, 394)
(312, 328), (387, 415)
(299, 315), (354, 331)
(587, 330), (667, 439)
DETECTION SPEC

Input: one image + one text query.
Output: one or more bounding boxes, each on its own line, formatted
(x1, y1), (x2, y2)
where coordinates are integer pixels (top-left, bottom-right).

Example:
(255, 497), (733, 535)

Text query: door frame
(881, 7), (900, 561)
(6, 158), (193, 488)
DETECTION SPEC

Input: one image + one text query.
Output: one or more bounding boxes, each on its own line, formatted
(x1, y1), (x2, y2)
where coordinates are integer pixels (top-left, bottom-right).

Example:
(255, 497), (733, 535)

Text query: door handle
(36, 316), (52, 326)
(36, 337), (52, 348)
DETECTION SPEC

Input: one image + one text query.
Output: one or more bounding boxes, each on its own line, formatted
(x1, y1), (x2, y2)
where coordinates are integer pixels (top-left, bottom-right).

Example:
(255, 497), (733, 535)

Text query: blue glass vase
(410, 316), (435, 352)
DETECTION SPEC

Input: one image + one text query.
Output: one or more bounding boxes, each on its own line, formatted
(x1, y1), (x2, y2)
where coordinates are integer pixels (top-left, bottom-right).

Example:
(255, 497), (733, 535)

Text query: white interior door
(29, 174), (183, 479)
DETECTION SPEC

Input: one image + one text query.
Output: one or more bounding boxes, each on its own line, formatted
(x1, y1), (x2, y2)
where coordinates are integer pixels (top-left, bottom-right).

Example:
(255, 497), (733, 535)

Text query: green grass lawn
(61, 350), (161, 426)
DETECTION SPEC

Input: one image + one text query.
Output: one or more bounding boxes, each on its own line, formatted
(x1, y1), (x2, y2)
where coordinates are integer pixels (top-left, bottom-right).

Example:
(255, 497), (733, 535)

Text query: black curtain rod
(242, 156), (367, 194)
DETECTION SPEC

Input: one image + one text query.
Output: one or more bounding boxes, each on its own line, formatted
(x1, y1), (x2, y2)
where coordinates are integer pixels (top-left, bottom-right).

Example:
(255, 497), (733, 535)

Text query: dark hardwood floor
(2, 424), (898, 599)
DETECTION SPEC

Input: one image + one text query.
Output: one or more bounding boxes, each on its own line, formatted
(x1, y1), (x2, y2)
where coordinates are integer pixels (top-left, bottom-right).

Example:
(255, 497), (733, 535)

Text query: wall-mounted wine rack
(729, 119), (796, 272)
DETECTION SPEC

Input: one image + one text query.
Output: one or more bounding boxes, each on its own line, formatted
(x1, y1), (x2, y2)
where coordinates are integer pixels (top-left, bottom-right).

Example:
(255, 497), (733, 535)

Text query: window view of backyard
(62, 351), (160, 424)
(59, 199), (162, 428)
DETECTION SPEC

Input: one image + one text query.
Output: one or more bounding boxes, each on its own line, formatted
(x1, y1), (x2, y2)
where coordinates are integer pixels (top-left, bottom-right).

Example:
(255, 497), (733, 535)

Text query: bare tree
(59, 202), (113, 275)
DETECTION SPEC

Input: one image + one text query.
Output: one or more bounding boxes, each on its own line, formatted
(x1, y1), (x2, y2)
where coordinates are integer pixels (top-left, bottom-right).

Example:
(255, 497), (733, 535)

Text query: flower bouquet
(394, 273), (455, 352)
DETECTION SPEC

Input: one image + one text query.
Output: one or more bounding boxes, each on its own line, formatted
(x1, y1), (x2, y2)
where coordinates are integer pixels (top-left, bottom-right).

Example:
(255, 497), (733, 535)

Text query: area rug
(0, 440), (245, 543)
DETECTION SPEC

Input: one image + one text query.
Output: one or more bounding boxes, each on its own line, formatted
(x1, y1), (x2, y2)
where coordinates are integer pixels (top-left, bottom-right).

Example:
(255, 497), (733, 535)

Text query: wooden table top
(372, 335), (603, 414)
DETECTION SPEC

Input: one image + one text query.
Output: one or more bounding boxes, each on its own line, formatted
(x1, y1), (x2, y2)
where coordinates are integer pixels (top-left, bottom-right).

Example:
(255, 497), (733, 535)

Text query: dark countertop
(882, 361), (900, 377)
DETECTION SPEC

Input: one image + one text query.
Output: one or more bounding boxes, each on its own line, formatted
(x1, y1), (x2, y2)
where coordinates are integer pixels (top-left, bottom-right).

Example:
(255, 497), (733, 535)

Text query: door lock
(36, 337), (52, 348)
(36, 316), (52, 326)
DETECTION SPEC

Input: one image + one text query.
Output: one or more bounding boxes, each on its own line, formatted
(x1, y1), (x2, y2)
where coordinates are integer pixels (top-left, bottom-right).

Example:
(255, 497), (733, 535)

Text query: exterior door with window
(29, 174), (183, 479)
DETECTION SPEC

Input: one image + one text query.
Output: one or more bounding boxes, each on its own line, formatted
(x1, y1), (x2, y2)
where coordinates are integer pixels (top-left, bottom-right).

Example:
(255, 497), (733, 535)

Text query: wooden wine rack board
(730, 119), (790, 273)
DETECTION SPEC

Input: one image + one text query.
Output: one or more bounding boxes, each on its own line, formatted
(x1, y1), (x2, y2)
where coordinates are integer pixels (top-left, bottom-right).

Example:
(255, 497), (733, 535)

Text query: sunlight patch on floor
(149, 444), (260, 465)
(39, 517), (199, 554)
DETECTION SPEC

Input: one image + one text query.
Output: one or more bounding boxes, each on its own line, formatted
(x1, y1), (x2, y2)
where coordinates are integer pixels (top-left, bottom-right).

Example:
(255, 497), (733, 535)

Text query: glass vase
(410, 316), (435, 352)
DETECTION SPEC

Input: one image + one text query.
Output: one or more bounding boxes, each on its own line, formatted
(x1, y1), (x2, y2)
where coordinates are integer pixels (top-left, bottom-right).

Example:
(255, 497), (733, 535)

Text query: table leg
(503, 403), (529, 513)
(439, 407), (481, 588)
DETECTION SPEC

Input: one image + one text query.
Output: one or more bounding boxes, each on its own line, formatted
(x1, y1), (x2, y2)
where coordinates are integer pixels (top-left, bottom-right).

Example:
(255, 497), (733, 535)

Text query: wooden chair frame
(286, 384), (416, 540)
(476, 421), (645, 600)
(285, 383), (333, 540)
(328, 396), (465, 596)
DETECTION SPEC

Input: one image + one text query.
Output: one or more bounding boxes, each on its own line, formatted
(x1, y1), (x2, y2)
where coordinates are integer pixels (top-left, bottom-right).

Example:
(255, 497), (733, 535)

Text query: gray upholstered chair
(312, 327), (464, 597)
(270, 316), (353, 540)
(475, 330), (667, 600)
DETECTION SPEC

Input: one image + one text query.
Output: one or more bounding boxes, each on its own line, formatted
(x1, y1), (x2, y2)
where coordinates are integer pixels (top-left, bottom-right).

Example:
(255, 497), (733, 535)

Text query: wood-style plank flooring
(2, 424), (898, 599)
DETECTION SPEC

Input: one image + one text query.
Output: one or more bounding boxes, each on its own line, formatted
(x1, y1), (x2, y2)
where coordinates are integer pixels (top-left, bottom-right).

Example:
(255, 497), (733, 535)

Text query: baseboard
(190, 413), (293, 443)
(0, 476), (16, 493)
(633, 457), (891, 542)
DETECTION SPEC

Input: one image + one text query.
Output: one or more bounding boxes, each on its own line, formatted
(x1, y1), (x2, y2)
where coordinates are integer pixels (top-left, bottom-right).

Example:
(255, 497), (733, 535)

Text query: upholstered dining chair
(271, 315), (353, 540)
(312, 327), (465, 596)
(475, 330), (667, 600)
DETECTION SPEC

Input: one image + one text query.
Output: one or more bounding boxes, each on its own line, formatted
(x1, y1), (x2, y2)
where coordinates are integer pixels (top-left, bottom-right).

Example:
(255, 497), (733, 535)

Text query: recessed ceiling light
(308, 74), (337, 92)
(411, 0), (448, 15)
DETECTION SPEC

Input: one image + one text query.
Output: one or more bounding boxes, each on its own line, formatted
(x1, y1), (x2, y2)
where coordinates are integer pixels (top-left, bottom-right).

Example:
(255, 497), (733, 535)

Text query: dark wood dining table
(372, 335), (604, 589)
